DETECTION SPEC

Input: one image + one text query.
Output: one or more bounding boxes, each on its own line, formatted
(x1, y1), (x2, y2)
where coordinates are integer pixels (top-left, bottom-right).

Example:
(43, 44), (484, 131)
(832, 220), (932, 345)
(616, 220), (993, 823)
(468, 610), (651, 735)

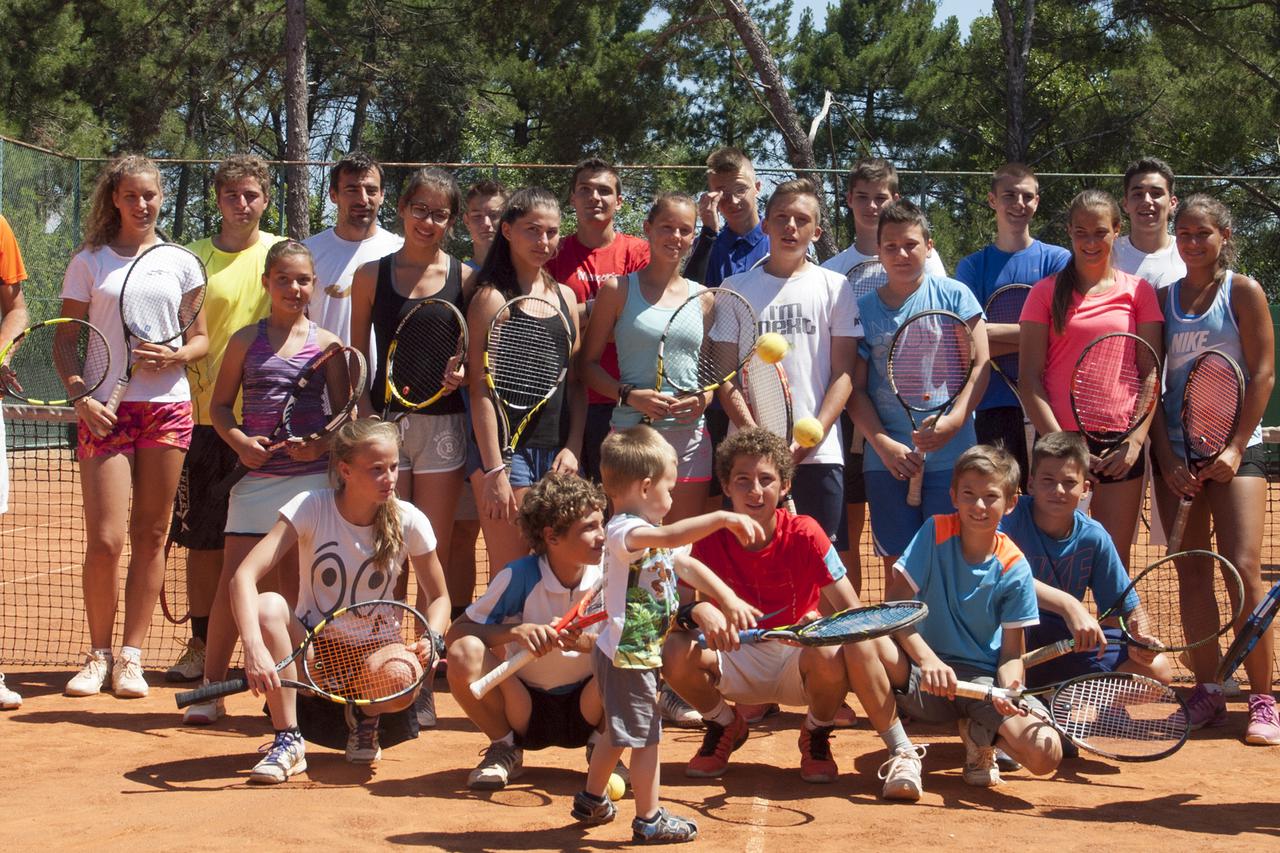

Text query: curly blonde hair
(82, 154), (162, 249)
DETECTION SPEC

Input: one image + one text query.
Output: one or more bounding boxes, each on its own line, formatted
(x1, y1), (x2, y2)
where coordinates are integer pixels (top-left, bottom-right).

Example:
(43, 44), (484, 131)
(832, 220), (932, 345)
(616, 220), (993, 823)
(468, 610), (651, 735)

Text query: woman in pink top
(1018, 190), (1163, 569)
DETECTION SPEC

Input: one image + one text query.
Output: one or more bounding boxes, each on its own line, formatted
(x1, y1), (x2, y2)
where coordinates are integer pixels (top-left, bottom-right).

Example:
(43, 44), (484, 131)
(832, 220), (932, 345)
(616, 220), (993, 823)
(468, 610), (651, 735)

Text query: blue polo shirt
(705, 222), (769, 287)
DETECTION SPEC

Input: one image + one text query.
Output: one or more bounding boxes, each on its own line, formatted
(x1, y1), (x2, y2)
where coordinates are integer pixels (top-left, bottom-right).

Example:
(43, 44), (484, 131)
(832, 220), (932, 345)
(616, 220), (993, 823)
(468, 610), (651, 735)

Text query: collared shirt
(704, 222), (769, 288)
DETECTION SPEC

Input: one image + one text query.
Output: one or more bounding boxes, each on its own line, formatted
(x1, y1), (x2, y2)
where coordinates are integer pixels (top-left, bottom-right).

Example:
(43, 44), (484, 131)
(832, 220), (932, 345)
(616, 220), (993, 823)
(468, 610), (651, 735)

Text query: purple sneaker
(1245, 694), (1280, 746)
(1185, 684), (1228, 730)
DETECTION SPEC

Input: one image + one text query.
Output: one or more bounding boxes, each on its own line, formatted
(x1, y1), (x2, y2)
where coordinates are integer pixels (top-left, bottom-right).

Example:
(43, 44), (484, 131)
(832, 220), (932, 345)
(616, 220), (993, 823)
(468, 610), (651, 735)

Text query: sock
(92, 647), (112, 659)
(494, 731), (515, 746)
(191, 617), (209, 642)
(805, 712), (836, 731)
(120, 646), (142, 663)
(704, 700), (735, 727)
(879, 721), (912, 754)
(1202, 682), (1224, 695)
(637, 810), (660, 824)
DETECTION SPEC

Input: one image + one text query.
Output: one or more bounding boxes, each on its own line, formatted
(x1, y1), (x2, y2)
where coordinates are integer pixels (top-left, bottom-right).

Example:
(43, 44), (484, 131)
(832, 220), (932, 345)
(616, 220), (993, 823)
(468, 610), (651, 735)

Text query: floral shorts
(77, 401), (193, 460)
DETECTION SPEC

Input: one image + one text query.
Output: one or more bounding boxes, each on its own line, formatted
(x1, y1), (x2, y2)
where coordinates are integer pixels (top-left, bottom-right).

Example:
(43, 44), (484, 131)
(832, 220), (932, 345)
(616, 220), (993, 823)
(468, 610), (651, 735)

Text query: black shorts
(705, 405), (730, 497)
(1084, 432), (1146, 484)
(792, 463), (848, 550)
(169, 425), (240, 550)
(1151, 442), (1267, 480)
(581, 402), (614, 485)
(975, 406), (1030, 491)
(515, 678), (597, 751)
(293, 690), (420, 750)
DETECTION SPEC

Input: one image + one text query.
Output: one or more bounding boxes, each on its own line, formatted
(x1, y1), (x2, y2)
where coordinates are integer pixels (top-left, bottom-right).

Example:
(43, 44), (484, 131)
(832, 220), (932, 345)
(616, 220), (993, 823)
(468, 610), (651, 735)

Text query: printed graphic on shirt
(759, 301), (818, 339)
(614, 547), (678, 669)
(301, 540), (399, 626)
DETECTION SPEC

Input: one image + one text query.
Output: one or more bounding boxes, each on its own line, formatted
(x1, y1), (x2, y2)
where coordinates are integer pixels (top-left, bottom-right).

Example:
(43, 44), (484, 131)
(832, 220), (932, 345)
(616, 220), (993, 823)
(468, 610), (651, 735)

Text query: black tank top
(370, 253), (465, 416)
(518, 283), (576, 450)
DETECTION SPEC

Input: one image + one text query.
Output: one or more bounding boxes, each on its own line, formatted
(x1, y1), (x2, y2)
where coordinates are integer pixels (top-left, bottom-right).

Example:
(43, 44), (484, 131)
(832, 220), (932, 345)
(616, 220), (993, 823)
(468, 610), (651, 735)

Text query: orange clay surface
(1, 670), (1276, 851)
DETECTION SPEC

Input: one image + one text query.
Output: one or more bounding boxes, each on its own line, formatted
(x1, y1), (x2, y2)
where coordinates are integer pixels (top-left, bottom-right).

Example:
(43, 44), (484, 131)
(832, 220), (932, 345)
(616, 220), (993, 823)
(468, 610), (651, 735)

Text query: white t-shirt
(820, 244), (947, 278)
(1112, 235), (1185, 288)
(465, 554), (603, 692)
(304, 227), (403, 342)
(596, 513), (683, 669)
(721, 263), (860, 465)
(60, 246), (194, 404)
(279, 488), (436, 626)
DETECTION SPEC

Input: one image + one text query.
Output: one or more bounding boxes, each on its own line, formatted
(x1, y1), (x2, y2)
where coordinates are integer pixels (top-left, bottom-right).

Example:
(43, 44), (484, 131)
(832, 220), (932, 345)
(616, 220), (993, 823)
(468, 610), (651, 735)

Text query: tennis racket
(654, 288), (758, 406)
(1217, 578), (1280, 683)
(381, 298), (468, 422)
(954, 672), (1189, 761)
(1069, 332), (1160, 472)
(212, 344), (367, 498)
(845, 259), (888, 454)
(1167, 351), (1244, 553)
(697, 601), (928, 648)
(484, 295), (572, 467)
(469, 579), (606, 699)
(0, 318), (112, 406)
(1021, 549), (1244, 668)
(983, 283), (1034, 471)
(887, 310), (976, 506)
(104, 243), (208, 414)
(741, 353), (796, 513)
(175, 599), (433, 708)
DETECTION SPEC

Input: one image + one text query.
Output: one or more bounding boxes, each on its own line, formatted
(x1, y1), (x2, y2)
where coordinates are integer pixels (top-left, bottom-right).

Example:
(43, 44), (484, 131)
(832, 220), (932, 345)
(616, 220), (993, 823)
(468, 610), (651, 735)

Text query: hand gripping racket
(212, 344), (368, 498)
(697, 601), (928, 648)
(741, 352), (797, 512)
(381, 298), (468, 422)
(1217, 578), (1280, 683)
(887, 310), (976, 506)
(104, 243), (208, 414)
(484, 295), (572, 466)
(1069, 332), (1159, 470)
(954, 671), (1190, 761)
(175, 599), (434, 708)
(1167, 351), (1244, 553)
(469, 579), (606, 699)
(1020, 549), (1244, 668)
(0, 318), (112, 406)
(654, 288), (758, 411)
(983, 283), (1034, 470)
(845, 259), (889, 453)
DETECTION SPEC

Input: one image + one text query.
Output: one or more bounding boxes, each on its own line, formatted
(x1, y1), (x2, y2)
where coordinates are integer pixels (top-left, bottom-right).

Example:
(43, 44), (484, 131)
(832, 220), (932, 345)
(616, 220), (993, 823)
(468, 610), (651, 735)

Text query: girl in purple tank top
(188, 241), (345, 724)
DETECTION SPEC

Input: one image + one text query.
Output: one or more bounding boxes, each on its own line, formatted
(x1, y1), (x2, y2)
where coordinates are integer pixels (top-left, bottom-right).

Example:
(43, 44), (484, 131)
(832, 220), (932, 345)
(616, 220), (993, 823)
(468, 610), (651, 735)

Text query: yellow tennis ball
(794, 417), (824, 448)
(606, 772), (626, 801)
(756, 332), (789, 364)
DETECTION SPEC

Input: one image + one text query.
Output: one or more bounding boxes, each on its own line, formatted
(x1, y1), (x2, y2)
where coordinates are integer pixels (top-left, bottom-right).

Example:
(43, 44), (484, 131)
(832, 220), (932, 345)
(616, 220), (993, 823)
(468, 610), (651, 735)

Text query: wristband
(618, 383), (634, 406)
(482, 463), (506, 477)
(675, 601), (701, 631)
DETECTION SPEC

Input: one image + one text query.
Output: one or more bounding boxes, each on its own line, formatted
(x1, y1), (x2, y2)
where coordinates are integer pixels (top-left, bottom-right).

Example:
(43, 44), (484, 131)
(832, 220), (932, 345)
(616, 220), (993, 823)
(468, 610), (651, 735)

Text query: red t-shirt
(547, 232), (650, 405)
(691, 510), (846, 629)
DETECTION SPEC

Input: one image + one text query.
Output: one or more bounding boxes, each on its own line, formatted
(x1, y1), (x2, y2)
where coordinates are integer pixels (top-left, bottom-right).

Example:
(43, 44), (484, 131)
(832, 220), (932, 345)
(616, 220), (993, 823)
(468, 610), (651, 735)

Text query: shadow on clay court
(1, 669), (82, 698)
(385, 827), (636, 850)
(1040, 794), (1280, 838)
(9, 707), (266, 737)
(366, 764), (580, 802)
(125, 750), (379, 792)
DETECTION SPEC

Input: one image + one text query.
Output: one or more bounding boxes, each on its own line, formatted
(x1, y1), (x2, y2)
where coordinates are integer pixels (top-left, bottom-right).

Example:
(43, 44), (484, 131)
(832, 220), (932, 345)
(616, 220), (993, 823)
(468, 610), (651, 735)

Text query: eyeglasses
(407, 204), (452, 225)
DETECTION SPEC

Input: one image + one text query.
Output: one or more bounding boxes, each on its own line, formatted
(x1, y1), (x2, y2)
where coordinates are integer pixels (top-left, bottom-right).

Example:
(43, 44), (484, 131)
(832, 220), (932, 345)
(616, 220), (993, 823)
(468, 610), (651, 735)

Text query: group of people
(0, 144), (1275, 842)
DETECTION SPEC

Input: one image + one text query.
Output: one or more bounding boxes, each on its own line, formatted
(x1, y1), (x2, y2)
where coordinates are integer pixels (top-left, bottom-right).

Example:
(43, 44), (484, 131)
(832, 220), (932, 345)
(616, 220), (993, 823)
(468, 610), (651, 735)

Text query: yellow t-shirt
(186, 233), (283, 424)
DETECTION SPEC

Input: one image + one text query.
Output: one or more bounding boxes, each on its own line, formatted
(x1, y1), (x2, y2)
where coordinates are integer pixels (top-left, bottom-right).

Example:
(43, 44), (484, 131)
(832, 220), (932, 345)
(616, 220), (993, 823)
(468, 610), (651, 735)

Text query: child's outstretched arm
(625, 510), (764, 552)
(673, 552), (761, 632)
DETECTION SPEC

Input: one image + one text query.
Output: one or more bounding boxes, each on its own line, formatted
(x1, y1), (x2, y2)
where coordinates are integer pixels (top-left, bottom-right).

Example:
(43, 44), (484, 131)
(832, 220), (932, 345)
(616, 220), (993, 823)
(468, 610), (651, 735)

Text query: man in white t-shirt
(0, 214), (28, 710)
(304, 153), (403, 342)
(1114, 157), (1185, 287)
(722, 178), (859, 553)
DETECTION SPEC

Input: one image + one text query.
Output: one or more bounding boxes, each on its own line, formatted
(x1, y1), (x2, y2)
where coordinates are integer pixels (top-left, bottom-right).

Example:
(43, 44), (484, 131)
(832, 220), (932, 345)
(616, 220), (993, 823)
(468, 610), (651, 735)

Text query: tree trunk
(284, 0), (310, 240)
(718, 0), (837, 260)
(995, 0), (1035, 163)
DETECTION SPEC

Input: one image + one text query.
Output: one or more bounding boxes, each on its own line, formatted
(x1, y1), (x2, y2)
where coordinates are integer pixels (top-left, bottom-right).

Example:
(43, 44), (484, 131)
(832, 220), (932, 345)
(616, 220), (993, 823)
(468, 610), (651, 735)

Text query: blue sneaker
(250, 729), (307, 784)
(632, 808), (698, 843)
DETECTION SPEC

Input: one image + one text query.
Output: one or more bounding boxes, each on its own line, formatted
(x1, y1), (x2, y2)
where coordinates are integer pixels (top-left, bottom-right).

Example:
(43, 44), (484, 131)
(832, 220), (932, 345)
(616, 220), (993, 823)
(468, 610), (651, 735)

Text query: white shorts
(716, 641), (808, 708)
(399, 412), (467, 475)
(226, 472), (330, 536)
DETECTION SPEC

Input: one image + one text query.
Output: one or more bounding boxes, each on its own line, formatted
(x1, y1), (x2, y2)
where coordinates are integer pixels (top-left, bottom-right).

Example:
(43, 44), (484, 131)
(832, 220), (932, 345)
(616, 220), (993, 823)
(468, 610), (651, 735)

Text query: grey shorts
(399, 412), (467, 474)
(591, 646), (661, 748)
(894, 661), (1049, 748)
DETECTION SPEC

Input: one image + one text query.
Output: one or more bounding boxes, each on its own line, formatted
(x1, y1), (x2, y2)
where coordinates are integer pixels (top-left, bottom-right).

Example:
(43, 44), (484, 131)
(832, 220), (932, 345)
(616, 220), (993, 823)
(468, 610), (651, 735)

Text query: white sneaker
(250, 729), (307, 784)
(878, 744), (927, 801)
(658, 684), (702, 728)
(112, 654), (149, 698)
(468, 740), (525, 790)
(65, 651), (113, 697)
(0, 673), (21, 710)
(182, 692), (225, 725)
(165, 638), (206, 682)
(958, 719), (1001, 787)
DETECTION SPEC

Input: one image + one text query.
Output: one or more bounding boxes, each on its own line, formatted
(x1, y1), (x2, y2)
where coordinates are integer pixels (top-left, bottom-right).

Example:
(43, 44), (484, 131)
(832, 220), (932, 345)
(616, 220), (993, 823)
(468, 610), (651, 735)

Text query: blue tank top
(610, 274), (703, 430)
(1161, 271), (1262, 455)
(241, 321), (329, 477)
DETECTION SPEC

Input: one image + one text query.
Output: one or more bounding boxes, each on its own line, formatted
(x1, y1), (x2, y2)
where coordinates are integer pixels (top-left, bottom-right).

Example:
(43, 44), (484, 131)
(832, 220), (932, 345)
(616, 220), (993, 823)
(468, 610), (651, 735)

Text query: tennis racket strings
(1072, 333), (1159, 435)
(666, 290), (758, 393)
(488, 298), (570, 412)
(121, 248), (207, 344)
(1, 319), (111, 404)
(890, 312), (973, 411)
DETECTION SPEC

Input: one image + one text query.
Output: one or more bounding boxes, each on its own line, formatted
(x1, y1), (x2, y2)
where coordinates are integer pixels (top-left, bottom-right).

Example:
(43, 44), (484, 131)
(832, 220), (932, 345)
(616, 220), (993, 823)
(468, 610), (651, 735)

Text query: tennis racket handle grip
(104, 379), (127, 415)
(906, 472), (923, 507)
(1021, 639), (1074, 668)
(469, 651), (534, 699)
(1167, 498), (1192, 553)
(175, 677), (248, 708)
(695, 630), (766, 648)
(952, 680), (1016, 702)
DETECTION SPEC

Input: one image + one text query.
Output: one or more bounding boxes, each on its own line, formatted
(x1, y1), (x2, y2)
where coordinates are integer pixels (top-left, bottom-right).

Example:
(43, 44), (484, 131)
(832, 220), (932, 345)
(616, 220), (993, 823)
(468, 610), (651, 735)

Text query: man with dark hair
(1115, 157), (1184, 287)
(305, 152), (403, 341)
